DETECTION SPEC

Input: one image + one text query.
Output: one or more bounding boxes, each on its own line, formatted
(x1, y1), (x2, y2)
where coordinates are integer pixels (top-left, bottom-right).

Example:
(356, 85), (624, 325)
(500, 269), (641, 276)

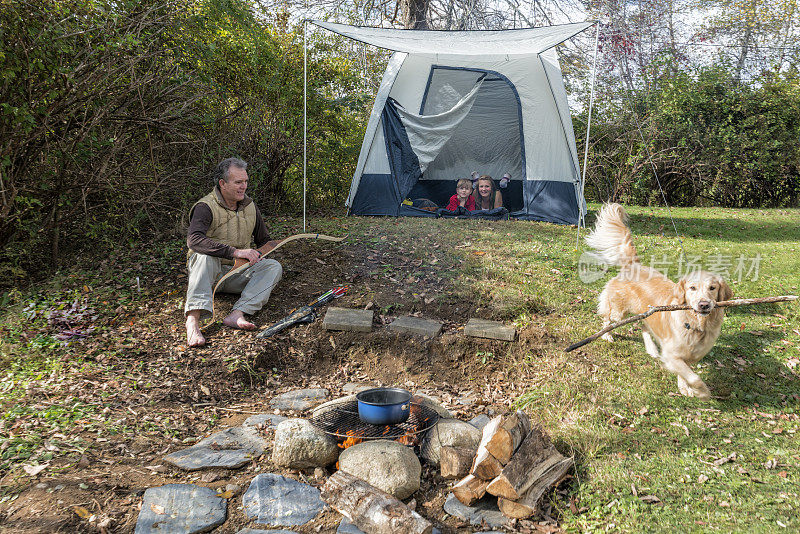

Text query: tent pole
(303, 19), (308, 232)
(576, 23), (599, 249)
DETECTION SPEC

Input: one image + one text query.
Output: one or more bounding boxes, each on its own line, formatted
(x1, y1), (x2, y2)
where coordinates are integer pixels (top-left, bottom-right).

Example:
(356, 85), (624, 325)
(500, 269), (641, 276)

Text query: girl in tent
(446, 179), (477, 211)
(474, 175), (503, 210)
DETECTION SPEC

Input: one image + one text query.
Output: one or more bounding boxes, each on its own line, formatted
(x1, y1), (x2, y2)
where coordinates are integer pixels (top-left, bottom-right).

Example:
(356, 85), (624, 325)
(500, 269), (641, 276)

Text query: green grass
(1, 205), (798, 531)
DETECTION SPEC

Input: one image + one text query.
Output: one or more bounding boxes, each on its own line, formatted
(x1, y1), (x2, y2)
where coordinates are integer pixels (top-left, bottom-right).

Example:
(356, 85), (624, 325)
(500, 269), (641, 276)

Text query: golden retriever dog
(585, 204), (732, 399)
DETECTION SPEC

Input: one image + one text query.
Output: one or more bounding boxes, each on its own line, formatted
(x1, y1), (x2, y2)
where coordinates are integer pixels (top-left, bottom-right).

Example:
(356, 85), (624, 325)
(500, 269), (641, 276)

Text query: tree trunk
(401, 0), (429, 29)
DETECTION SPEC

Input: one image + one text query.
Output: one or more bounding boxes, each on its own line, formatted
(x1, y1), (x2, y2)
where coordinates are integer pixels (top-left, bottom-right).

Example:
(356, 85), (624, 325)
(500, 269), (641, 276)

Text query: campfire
(311, 398), (438, 452)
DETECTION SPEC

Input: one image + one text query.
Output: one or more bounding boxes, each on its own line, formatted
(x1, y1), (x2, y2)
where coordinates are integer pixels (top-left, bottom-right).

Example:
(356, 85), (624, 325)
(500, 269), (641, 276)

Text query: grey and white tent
(312, 21), (594, 225)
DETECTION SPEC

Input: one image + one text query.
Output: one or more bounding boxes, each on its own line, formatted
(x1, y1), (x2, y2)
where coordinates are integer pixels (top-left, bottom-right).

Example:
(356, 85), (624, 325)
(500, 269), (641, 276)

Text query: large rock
(164, 426), (266, 470)
(135, 484), (226, 533)
(421, 418), (481, 465)
(272, 418), (339, 468)
(243, 473), (325, 527)
(270, 388), (329, 411)
(337, 440), (421, 499)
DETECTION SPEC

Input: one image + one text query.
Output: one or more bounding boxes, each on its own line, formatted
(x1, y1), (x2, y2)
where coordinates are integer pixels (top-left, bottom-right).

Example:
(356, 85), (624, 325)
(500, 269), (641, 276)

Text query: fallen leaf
(217, 490), (234, 499)
(200, 384), (210, 396)
(73, 506), (91, 518)
(639, 495), (661, 504)
(22, 464), (49, 476)
(697, 474), (709, 484)
(150, 503), (165, 515)
(713, 452), (737, 466)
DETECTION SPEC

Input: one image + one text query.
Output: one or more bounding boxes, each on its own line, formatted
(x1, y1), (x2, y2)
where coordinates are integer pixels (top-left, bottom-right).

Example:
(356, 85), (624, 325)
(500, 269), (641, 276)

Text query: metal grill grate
(310, 401), (439, 441)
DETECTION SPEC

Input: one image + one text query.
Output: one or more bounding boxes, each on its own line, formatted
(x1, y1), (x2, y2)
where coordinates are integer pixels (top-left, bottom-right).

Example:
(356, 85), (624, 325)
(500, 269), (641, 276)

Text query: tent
(310, 21), (595, 225)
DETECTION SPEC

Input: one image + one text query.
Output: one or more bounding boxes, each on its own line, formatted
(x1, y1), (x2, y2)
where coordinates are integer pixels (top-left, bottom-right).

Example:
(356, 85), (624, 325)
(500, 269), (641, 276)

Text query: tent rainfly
(311, 21), (595, 225)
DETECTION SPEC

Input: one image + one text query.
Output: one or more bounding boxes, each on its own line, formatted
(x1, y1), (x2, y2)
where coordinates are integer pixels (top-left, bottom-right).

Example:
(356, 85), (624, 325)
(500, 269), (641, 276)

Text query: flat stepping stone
(443, 493), (507, 529)
(135, 484), (226, 534)
(463, 318), (516, 341)
(323, 307), (373, 332)
(243, 473), (325, 527)
(243, 413), (287, 429)
(164, 426), (266, 471)
(389, 316), (442, 337)
(270, 388), (329, 411)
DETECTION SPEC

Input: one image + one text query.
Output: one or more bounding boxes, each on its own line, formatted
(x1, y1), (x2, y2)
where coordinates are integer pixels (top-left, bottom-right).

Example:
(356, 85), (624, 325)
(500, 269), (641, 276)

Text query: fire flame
(338, 430), (364, 449)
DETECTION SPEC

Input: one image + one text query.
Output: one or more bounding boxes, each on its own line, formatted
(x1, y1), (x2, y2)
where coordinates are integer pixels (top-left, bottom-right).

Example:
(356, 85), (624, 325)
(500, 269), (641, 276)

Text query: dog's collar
(684, 321), (704, 333)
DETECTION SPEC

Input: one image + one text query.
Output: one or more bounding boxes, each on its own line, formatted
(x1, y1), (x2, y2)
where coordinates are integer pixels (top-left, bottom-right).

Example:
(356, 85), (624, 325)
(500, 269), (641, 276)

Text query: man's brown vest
(187, 188), (257, 265)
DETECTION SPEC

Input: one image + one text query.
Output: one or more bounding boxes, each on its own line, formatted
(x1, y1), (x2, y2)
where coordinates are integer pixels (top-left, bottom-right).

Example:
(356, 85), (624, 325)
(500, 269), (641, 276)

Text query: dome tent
(311, 21), (595, 225)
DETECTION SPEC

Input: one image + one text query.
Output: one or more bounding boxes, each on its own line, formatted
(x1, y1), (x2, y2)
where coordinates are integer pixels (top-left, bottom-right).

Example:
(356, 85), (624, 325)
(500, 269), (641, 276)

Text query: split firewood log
(452, 474), (489, 506)
(440, 446), (476, 479)
(485, 410), (531, 464)
(496, 456), (573, 519)
(486, 426), (565, 501)
(471, 416), (503, 480)
(320, 470), (433, 534)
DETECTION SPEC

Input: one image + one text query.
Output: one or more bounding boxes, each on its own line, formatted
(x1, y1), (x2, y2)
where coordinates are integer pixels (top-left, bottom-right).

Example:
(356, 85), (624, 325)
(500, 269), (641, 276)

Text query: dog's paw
(601, 333), (614, 342)
(692, 384), (712, 400)
(678, 379), (711, 400)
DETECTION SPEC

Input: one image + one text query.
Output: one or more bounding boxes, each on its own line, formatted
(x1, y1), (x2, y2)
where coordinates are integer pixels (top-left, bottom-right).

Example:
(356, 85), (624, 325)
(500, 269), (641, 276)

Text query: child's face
(457, 184), (472, 199)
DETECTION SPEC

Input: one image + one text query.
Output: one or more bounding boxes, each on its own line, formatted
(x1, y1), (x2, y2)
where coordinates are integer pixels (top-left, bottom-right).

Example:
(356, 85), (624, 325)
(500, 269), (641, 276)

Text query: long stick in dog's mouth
(565, 295), (798, 352)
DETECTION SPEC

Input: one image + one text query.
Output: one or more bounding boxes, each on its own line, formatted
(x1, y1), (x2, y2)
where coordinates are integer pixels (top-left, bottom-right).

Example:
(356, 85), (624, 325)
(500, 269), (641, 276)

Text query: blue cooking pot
(356, 387), (412, 425)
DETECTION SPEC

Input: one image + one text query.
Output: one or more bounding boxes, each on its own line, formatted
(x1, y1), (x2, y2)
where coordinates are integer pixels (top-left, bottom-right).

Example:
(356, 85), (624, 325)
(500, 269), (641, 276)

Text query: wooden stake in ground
(565, 296), (798, 352)
(320, 470), (433, 534)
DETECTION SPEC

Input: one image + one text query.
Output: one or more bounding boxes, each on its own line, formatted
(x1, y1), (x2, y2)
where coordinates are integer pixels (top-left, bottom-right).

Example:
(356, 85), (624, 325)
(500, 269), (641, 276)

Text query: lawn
(0, 204), (798, 532)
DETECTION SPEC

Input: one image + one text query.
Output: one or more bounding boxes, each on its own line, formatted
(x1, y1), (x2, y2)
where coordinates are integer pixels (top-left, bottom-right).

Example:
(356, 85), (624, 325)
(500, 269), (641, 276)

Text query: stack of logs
(443, 411), (573, 519)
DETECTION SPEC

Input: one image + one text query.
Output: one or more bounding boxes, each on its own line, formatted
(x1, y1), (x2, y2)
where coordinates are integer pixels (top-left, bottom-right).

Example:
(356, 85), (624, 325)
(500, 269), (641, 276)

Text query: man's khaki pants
(184, 254), (282, 317)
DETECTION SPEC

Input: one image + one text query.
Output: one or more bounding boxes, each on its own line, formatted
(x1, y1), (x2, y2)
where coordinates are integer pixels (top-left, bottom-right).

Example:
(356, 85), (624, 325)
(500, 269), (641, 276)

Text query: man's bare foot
(186, 311), (206, 347)
(223, 310), (256, 330)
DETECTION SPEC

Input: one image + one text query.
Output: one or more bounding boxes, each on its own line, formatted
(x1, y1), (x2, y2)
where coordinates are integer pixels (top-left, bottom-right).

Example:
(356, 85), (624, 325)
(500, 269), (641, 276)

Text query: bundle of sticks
(444, 411), (573, 519)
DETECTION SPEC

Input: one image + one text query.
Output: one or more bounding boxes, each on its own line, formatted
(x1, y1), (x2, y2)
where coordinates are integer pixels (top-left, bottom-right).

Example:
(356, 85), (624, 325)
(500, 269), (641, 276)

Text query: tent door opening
(406, 66), (525, 212)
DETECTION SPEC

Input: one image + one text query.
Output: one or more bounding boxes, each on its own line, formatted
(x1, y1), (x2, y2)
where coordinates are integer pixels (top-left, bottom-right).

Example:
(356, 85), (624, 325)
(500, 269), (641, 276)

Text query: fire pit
(311, 400), (439, 448)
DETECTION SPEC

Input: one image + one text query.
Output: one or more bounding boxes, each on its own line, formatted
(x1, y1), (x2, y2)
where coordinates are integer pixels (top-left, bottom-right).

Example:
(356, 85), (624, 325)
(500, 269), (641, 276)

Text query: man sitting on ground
(184, 157), (282, 347)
